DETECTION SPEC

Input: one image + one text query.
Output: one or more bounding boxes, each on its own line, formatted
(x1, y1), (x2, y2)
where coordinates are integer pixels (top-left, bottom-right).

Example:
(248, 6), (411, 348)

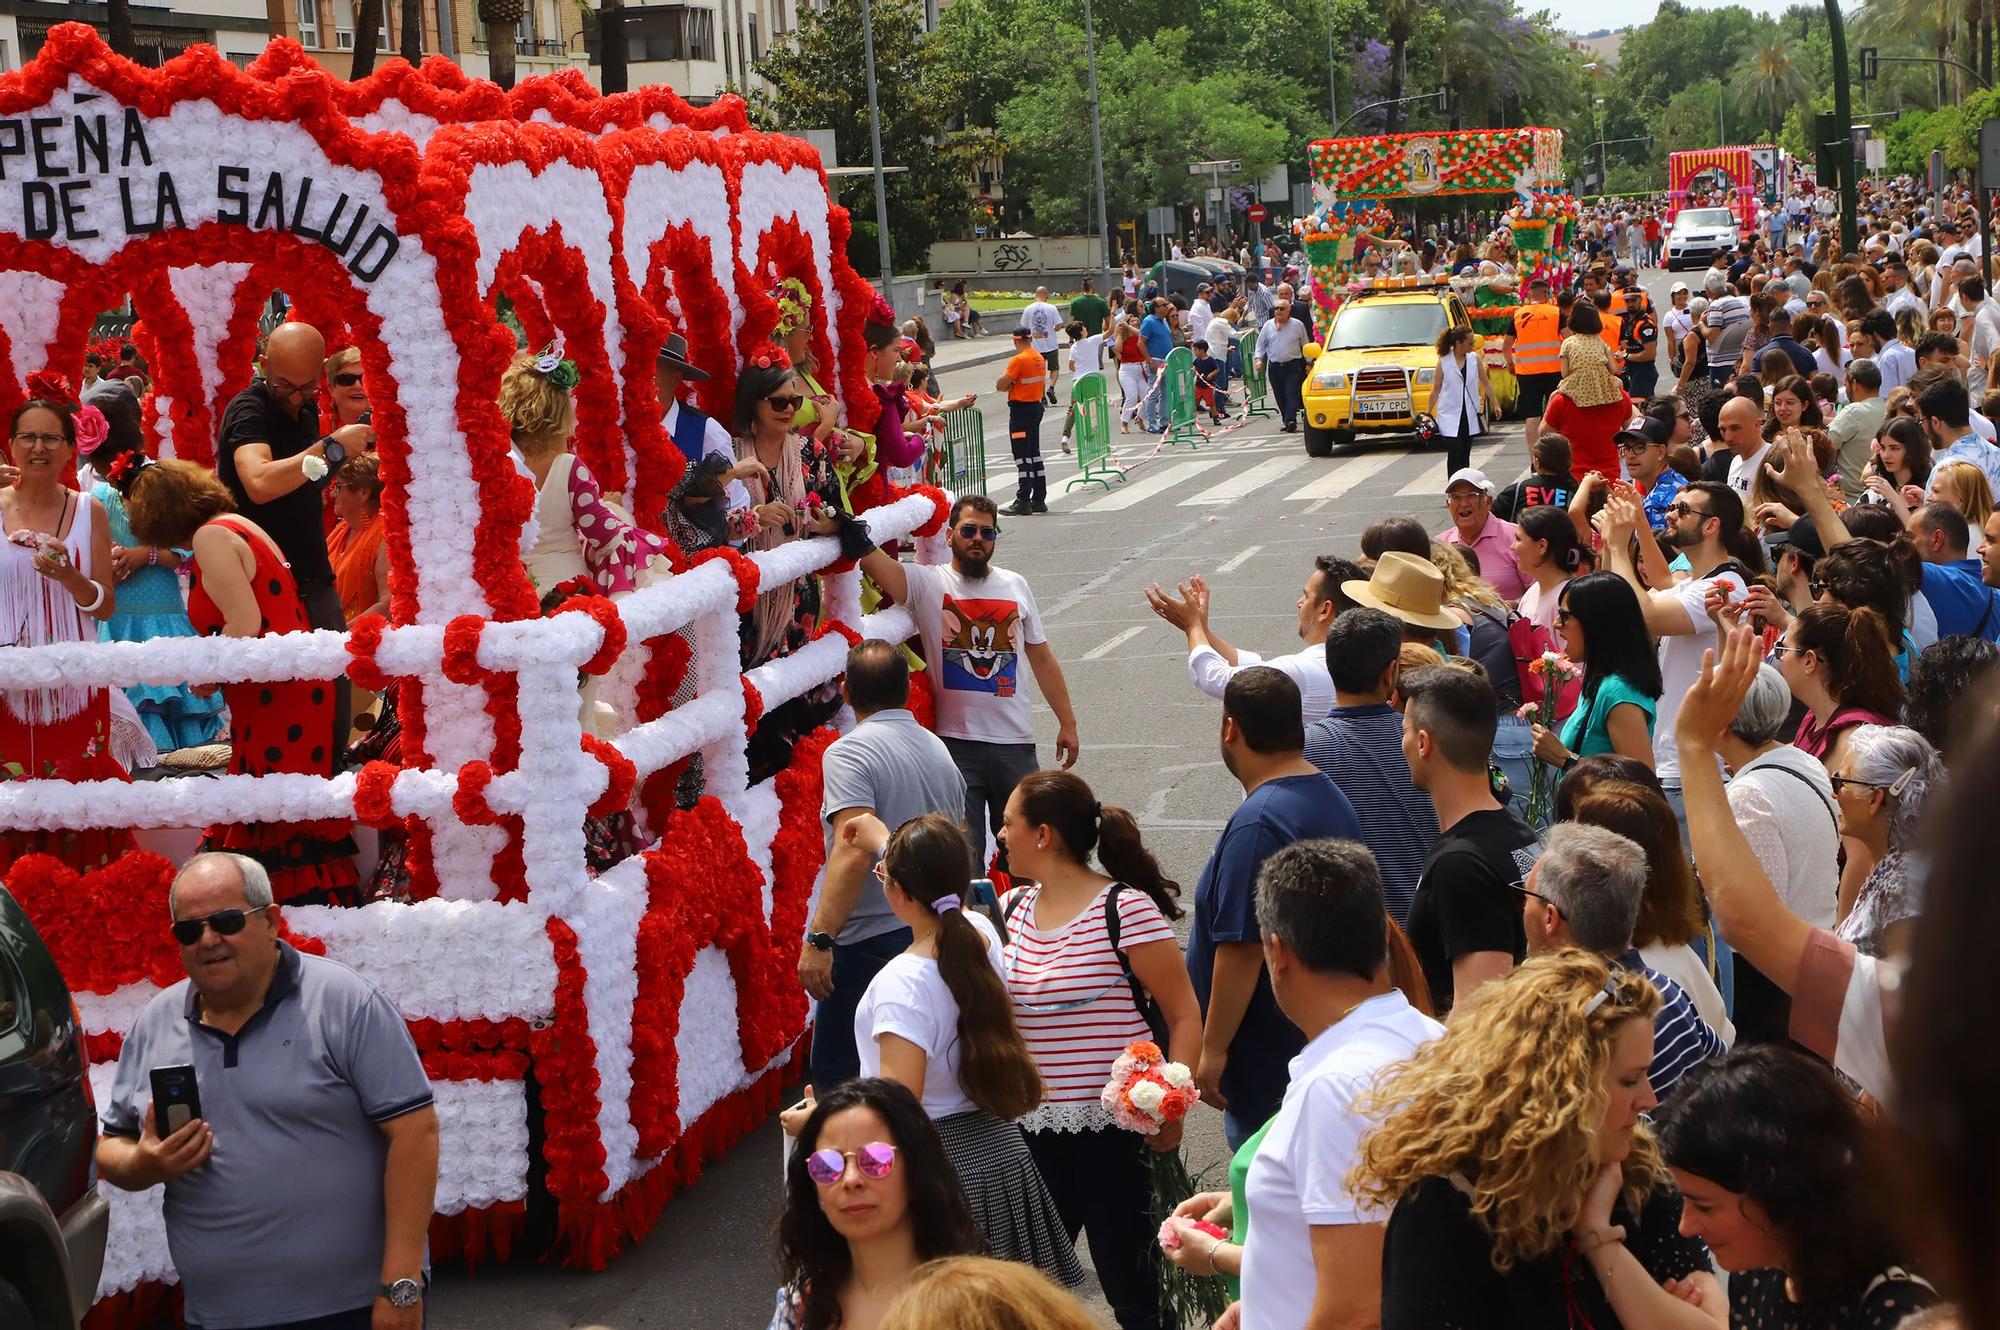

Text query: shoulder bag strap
(1756, 762), (1840, 840)
(1103, 883), (1171, 1046)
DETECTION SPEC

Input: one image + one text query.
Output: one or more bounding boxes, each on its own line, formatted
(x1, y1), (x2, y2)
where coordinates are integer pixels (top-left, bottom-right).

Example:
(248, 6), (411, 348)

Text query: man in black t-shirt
(1397, 667), (1537, 1014)
(217, 321), (375, 751)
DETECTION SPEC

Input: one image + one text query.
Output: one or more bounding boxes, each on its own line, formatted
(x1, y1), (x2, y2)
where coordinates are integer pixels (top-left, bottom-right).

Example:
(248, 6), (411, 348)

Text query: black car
(0, 884), (108, 1328)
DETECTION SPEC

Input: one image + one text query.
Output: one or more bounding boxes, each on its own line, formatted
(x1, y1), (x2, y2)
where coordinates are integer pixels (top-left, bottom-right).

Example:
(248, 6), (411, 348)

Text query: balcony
(471, 34), (569, 58)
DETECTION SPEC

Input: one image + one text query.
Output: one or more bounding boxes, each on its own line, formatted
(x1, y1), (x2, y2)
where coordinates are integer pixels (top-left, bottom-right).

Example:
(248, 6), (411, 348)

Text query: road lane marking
(1082, 625), (1146, 660)
(1217, 545), (1263, 573)
(1284, 450), (1398, 501)
(1395, 441), (1509, 496)
(1075, 460), (1225, 512)
(1180, 457), (1308, 505)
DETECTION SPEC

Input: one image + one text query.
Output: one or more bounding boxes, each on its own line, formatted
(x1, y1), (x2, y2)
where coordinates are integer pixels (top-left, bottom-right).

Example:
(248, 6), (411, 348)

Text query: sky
(1541, 0), (1797, 38)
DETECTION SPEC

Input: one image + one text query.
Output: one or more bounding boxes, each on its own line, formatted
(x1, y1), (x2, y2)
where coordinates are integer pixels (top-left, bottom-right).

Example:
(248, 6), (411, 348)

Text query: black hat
(655, 333), (711, 382)
(1614, 414), (1672, 449)
(1765, 514), (1826, 560)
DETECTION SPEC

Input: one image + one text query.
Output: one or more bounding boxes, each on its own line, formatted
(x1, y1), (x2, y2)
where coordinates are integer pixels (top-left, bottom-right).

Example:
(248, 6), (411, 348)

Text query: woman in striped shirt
(998, 770), (1201, 1330)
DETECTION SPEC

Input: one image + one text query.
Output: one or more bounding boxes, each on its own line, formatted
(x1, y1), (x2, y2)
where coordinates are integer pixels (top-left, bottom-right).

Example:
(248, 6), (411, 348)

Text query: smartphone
(150, 1064), (202, 1134)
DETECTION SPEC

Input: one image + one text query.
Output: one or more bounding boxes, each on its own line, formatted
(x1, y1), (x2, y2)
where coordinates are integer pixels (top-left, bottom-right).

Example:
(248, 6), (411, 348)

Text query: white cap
(1670, 281), (1689, 294)
(1444, 467), (1494, 496)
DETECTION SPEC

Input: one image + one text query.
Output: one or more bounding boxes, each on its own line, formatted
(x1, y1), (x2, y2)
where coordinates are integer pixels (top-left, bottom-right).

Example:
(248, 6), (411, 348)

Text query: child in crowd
(1191, 339), (1227, 424)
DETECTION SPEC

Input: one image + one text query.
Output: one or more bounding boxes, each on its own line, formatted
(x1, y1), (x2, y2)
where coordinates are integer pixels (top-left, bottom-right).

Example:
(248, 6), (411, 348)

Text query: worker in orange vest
(1504, 277), (1563, 456)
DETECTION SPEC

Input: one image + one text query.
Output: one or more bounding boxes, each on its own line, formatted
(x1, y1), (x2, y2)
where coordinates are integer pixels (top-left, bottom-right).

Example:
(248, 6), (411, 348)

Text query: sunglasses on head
(956, 522), (999, 541)
(764, 394), (804, 413)
(805, 1141), (897, 1186)
(170, 905), (269, 946)
(331, 372), (363, 388)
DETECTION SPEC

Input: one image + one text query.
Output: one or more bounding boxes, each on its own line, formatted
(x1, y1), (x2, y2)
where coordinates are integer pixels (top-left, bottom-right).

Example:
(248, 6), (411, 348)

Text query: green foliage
(748, 0), (974, 273)
(1730, 39), (1813, 138)
(1879, 87), (2000, 173)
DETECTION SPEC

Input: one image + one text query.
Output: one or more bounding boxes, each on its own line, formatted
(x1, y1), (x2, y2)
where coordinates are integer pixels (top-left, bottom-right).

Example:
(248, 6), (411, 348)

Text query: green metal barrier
(1237, 326), (1275, 419)
(1161, 346), (1206, 449)
(931, 406), (988, 495)
(1065, 371), (1125, 493)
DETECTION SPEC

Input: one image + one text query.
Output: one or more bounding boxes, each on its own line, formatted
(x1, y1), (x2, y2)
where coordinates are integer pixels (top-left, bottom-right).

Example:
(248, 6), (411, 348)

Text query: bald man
(1711, 395), (1771, 501)
(218, 322), (375, 753)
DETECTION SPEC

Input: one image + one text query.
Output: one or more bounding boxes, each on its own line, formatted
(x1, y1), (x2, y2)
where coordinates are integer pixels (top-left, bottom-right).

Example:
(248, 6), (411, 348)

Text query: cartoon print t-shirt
(902, 561), (1047, 745)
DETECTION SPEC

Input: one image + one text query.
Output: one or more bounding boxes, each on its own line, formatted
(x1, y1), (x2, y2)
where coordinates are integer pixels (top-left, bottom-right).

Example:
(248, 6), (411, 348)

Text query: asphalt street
(431, 266), (1680, 1328)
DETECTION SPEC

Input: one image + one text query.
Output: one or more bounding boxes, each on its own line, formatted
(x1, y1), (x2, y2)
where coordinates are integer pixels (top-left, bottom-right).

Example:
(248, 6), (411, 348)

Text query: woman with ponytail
(1512, 503), (1588, 635)
(833, 810), (1083, 1289)
(997, 770), (1201, 1330)
(1777, 602), (1904, 770)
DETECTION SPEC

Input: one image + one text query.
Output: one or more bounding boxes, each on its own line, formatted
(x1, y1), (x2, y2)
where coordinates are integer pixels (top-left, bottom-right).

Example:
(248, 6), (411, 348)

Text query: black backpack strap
(1756, 762), (1840, 840)
(1104, 883), (1171, 1045)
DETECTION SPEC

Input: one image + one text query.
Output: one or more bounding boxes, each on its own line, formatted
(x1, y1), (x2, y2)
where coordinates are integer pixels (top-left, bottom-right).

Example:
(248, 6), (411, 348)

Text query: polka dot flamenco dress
(186, 516), (358, 904)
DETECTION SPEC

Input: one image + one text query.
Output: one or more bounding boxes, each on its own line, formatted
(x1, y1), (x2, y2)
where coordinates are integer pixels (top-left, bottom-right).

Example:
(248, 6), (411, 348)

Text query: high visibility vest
(1600, 311), (1625, 371)
(1511, 304), (1561, 375)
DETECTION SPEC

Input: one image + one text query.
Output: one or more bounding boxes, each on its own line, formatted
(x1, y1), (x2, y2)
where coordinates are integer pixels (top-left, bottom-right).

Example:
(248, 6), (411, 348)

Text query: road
(431, 266), (1680, 1328)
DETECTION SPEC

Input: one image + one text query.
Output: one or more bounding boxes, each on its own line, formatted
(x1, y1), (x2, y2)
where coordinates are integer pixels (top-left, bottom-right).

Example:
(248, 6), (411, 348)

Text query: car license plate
(1357, 395), (1409, 418)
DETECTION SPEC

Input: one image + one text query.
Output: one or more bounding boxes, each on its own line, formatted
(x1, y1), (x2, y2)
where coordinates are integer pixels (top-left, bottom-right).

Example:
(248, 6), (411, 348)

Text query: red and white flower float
(0, 25), (947, 1320)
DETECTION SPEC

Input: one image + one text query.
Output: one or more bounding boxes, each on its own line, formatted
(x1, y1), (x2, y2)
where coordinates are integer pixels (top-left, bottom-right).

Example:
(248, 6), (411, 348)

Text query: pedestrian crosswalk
(1394, 441), (1513, 497)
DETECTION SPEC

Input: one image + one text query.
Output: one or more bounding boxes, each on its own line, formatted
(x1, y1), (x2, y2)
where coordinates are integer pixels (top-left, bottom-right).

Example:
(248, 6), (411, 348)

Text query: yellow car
(1299, 278), (1474, 457)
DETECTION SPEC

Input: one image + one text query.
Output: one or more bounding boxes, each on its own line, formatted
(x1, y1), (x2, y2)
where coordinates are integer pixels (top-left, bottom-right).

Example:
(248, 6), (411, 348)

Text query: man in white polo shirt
(1162, 839), (1442, 1330)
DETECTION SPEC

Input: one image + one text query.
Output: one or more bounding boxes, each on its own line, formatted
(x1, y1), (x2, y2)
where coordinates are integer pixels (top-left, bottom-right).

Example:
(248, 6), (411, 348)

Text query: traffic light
(1814, 110), (1847, 184)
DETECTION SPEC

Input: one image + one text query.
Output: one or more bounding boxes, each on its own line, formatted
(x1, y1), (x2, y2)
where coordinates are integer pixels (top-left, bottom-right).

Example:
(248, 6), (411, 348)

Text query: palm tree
(106, 0), (135, 56)
(479, 0), (522, 87)
(1855, 0), (1959, 107)
(351, 0), (384, 75)
(1730, 39), (1811, 138)
(401, 0), (424, 64)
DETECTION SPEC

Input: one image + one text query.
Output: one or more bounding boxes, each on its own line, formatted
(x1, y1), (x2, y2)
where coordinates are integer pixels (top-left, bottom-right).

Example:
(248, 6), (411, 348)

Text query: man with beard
(850, 495), (1080, 862)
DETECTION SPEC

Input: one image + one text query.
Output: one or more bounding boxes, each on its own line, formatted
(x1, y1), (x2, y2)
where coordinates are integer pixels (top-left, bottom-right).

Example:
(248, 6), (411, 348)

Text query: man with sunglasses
(98, 853), (436, 1330)
(1616, 415), (1685, 533)
(218, 321), (375, 752)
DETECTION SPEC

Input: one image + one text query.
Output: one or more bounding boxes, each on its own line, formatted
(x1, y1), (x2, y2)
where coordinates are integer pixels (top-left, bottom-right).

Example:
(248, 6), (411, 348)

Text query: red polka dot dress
(187, 516), (358, 904)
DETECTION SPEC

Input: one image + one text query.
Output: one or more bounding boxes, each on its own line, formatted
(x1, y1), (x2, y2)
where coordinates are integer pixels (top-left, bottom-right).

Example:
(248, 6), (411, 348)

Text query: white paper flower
(300, 453), (328, 482)
(1128, 1080), (1167, 1115)
(1161, 1062), (1193, 1088)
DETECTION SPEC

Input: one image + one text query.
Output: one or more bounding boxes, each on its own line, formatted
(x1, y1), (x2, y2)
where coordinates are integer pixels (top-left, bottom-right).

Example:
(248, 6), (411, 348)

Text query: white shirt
(1886, 285), (1928, 321)
(1973, 304), (2000, 397)
(1639, 942), (1735, 1046)
(1068, 333), (1106, 379)
(902, 561), (1047, 745)
(1024, 300), (1063, 354)
(1188, 642), (1334, 725)
(855, 912), (1006, 1119)
(1728, 745), (1841, 929)
(1875, 338), (1917, 392)
(1190, 297), (1214, 333)
(1238, 991), (1443, 1330)
(1258, 317), (1309, 364)
(1204, 316), (1238, 360)
(1725, 443), (1770, 500)
(664, 400), (747, 513)
(1650, 566), (1745, 781)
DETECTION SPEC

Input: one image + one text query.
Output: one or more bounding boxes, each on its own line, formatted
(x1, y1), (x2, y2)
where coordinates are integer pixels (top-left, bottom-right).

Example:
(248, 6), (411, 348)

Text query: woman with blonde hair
(1354, 951), (1721, 1329)
(878, 1257), (1099, 1330)
(1929, 459), (1994, 550)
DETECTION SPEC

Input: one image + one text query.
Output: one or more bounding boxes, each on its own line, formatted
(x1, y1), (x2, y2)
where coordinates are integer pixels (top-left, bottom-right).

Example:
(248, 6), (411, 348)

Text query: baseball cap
(1765, 514), (1826, 559)
(1444, 467), (1494, 496)
(1670, 281), (1690, 295)
(1614, 415), (1672, 450)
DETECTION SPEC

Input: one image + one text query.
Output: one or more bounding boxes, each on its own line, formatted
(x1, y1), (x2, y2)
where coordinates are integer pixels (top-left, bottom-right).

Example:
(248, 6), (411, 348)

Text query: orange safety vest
(1600, 310), (1625, 371)
(1510, 304), (1561, 375)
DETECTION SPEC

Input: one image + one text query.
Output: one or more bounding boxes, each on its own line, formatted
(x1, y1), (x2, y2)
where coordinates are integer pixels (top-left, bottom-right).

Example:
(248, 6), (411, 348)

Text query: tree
(351, 0), (383, 76)
(478, 0), (521, 87)
(106, 0), (135, 57)
(750, 0), (974, 273)
(1730, 39), (1812, 137)
(400, 0), (423, 63)
(1662, 81), (1724, 152)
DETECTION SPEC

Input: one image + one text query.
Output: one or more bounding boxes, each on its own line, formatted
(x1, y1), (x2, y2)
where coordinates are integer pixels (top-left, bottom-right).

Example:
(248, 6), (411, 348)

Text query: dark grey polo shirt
(102, 943), (433, 1328)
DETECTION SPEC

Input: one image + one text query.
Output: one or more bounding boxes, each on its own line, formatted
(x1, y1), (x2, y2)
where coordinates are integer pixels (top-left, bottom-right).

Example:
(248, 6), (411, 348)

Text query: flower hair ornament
(105, 450), (151, 491)
(866, 291), (897, 330)
(24, 371), (76, 406)
(71, 405), (109, 456)
(747, 348), (793, 372)
(771, 277), (814, 340)
(532, 340), (581, 392)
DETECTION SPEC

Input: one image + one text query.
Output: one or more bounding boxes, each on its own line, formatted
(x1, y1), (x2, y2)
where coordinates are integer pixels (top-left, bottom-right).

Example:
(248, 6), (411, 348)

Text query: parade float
(0, 26), (949, 1323)
(1667, 146), (1777, 235)
(1500, 189), (1582, 291)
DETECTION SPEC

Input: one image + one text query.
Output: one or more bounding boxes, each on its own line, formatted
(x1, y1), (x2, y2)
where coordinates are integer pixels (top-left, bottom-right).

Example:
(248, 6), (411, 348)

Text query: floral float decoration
(1291, 202), (1398, 322)
(0, 24), (948, 1322)
(1502, 189), (1582, 293)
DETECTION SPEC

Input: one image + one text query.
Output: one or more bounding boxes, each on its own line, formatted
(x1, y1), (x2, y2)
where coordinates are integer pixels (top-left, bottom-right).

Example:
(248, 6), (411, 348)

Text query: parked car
(0, 882), (108, 1328)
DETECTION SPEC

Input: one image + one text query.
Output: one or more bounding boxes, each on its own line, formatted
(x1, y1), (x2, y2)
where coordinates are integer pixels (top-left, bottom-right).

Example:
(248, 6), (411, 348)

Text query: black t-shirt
(1383, 1173), (1710, 1330)
(217, 383), (333, 584)
(1728, 1265), (1939, 1330)
(1701, 447), (1734, 484)
(1494, 473), (1575, 521)
(1406, 808), (1537, 1013)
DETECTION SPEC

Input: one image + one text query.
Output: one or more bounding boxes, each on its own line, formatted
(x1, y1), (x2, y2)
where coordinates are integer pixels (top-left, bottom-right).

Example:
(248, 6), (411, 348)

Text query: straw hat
(1557, 333), (1624, 409)
(1341, 552), (1462, 633)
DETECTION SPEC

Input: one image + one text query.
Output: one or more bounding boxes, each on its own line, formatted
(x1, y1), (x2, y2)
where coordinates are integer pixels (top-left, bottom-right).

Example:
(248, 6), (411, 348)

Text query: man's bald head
(261, 322), (328, 414)
(1718, 395), (1763, 455)
(1035, 286), (1050, 300)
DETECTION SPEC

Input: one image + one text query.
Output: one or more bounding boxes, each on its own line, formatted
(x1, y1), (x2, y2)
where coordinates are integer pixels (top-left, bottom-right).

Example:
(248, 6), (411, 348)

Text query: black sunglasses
(764, 394), (804, 413)
(331, 372), (364, 387)
(956, 523), (1000, 541)
(171, 905), (269, 946)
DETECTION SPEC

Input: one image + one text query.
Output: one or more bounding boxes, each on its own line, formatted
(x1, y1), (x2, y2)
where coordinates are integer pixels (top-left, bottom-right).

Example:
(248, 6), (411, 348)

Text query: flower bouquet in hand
(1520, 650), (1582, 830)
(1103, 1041), (1228, 1326)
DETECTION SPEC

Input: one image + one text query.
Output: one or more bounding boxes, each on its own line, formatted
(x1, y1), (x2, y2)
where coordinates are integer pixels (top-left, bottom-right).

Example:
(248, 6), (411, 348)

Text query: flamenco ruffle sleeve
(568, 457), (672, 595)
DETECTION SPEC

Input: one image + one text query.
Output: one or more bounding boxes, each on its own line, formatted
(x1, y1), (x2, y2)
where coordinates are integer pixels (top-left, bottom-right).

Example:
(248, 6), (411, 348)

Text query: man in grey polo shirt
(800, 640), (966, 1090)
(97, 853), (438, 1330)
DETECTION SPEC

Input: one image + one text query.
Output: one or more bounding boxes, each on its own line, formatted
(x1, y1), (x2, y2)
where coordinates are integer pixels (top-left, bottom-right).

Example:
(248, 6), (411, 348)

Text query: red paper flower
(552, 596), (628, 677)
(452, 760), (502, 826)
(345, 613), (392, 693)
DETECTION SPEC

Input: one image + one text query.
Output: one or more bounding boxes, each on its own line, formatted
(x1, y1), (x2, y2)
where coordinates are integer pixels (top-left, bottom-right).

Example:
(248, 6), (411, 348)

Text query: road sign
(1146, 206), (1177, 235)
(1246, 203), (1268, 222)
(1207, 186), (1224, 203)
(1858, 46), (1878, 81)
(1188, 160), (1242, 175)
(1259, 164), (1289, 202)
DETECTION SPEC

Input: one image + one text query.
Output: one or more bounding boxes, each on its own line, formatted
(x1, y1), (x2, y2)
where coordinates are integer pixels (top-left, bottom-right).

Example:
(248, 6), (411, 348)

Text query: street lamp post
(1824, 0), (1860, 253)
(1082, 0), (1114, 289)
(1325, 0), (1338, 130)
(1334, 89), (1446, 135)
(859, 0), (895, 309)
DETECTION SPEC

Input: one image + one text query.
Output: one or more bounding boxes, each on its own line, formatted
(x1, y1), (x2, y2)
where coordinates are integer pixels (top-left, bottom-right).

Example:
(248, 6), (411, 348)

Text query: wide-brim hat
(656, 333), (711, 382)
(1342, 552), (1462, 633)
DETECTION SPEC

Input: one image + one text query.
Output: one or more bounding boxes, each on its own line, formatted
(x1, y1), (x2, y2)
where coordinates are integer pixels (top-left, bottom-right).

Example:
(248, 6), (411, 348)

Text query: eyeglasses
(1554, 607), (1575, 626)
(764, 394), (804, 413)
(11, 431), (65, 449)
(170, 905), (270, 946)
(805, 1142), (898, 1186)
(264, 372), (319, 397)
(1617, 439), (1657, 454)
(331, 372), (364, 388)
(1666, 501), (1711, 520)
(1829, 774), (1890, 795)
(1501, 880), (1559, 909)
(956, 523), (1000, 541)
(1768, 643), (1807, 657)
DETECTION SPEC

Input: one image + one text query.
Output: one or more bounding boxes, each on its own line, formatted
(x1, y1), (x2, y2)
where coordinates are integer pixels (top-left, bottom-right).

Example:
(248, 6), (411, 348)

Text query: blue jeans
(1490, 714), (1535, 825)
(1142, 366), (1167, 431)
(809, 926), (914, 1090)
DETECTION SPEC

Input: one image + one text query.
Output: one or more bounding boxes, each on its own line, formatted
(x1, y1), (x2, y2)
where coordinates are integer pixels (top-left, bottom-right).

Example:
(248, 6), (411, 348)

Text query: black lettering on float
(29, 117), (65, 177)
(0, 121), (23, 180)
(73, 115), (109, 175)
(120, 175), (158, 233)
(289, 176), (320, 241)
(217, 165), (249, 225)
(119, 109), (152, 168)
(21, 182), (57, 240)
(349, 224), (398, 281)
(253, 172), (286, 230)
(321, 195), (365, 256)
(155, 172), (183, 231)
(57, 179), (96, 240)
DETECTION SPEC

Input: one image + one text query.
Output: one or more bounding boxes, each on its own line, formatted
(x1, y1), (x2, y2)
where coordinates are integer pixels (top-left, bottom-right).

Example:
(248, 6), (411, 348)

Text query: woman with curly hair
(771, 1078), (983, 1330)
(1353, 951), (1721, 1330)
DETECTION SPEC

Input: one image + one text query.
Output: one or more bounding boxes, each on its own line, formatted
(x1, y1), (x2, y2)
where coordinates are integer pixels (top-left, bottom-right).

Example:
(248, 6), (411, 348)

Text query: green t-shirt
(1070, 293), (1111, 337)
(1223, 1117), (1275, 1298)
(1559, 673), (1657, 758)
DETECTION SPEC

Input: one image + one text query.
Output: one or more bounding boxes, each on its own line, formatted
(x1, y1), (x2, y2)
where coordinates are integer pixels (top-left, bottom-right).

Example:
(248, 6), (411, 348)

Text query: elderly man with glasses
(97, 852), (437, 1330)
(218, 321), (375, 752)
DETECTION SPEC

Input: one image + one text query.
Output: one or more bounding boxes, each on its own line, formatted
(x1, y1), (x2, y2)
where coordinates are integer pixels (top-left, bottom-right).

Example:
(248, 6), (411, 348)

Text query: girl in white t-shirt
(842, 811), (1084, 1289)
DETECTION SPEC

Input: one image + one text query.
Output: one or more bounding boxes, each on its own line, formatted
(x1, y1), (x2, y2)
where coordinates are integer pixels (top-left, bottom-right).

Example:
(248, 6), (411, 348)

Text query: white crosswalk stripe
(1074, 460), (1226, 512)
(1395, 441), (1512, 496)
(1180, 456), (1308, 505)
(1284, 450), (1399, 501)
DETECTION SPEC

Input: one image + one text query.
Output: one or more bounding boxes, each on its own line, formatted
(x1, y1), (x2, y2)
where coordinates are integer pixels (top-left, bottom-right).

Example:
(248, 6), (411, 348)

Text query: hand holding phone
(150, 1063), (203, 1133)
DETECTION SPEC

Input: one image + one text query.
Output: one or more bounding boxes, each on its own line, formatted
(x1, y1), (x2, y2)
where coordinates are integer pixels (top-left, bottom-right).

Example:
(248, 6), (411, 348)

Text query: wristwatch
(320, 435), (348, 469)
(379, 1278), (423, 1308)
(804, 931), (835, 952)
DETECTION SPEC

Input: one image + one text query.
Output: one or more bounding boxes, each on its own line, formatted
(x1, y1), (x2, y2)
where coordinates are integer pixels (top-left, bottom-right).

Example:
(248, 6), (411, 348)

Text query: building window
(587, 6), (718, 64)
(298, 0), (320, 47)
(434, 0), (455, 55)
